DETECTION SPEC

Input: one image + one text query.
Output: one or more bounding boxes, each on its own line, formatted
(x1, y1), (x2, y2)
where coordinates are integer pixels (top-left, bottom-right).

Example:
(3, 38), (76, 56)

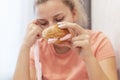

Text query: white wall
(0, 0), (34, 79)
(92, 0), (120, 79)
(0, 0), (120, 79)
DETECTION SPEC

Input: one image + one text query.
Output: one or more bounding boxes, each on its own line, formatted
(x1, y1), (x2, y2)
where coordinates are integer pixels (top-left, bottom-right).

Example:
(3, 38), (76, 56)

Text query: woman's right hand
(23, 19), (43, 48)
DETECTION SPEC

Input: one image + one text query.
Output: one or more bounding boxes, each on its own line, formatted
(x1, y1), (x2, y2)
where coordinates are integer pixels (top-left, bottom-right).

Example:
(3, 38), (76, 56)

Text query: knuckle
(84, 40), (89, 45)
(73, 23), (77, 26)
(85, 34), (90, 39)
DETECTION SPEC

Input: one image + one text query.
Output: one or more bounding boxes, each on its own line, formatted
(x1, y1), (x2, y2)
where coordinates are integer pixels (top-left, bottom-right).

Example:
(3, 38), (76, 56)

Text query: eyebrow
(37, 19), (47, 21)
(37, 12), (64, 20)
(54, 13), (64, 18)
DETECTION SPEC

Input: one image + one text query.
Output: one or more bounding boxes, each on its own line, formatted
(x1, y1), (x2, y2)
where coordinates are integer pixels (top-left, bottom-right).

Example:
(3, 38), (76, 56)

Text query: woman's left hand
(58, 22), (93, 60)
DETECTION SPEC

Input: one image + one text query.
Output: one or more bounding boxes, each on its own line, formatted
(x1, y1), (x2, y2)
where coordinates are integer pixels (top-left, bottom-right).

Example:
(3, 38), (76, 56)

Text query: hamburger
(42, 24), (69, 44)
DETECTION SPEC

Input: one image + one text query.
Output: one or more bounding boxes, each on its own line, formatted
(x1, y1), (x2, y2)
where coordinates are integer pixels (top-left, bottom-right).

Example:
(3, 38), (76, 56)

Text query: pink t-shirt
(30, 30), (115, 80)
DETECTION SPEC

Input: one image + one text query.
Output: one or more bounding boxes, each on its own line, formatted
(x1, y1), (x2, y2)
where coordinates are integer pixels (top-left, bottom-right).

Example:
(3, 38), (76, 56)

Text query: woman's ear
(72, 8), (78, 22)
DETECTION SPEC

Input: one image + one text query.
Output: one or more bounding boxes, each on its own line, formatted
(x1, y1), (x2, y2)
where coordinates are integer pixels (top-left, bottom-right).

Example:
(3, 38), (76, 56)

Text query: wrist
(19, 44), (31, 56)
(82, 55), (96, 63)
(21, 43), (31, 50)
(22, 38), (33, 48)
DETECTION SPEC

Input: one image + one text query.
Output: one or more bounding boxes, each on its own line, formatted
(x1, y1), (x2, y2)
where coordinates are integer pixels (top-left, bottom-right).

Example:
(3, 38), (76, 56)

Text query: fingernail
(60, 34), (72, 41)
(57, 22), (62, 25)
(48, 38), (58, 44)
(58, 24), (65, 28)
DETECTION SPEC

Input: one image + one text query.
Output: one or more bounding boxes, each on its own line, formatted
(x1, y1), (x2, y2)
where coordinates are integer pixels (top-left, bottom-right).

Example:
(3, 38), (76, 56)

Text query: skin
(13, 0), (118, 80)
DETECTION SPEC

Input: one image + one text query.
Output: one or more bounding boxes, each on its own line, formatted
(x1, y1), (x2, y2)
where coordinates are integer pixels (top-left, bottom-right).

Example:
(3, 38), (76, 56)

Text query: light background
(0, 0), (34, 79)
(0, 0), (120, 79)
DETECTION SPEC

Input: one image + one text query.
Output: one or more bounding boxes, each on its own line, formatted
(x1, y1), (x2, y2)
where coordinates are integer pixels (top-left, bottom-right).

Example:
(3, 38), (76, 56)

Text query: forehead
(36, 0), (70, 18)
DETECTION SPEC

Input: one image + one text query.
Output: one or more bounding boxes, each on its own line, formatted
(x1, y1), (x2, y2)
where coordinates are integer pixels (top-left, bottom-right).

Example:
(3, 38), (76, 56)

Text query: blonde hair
(35, 0), (88, 28)
(73, 0), (88, 28)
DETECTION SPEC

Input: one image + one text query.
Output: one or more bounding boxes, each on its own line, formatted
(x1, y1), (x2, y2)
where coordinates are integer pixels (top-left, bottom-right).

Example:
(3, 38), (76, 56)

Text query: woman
(13, 0), (118, 80)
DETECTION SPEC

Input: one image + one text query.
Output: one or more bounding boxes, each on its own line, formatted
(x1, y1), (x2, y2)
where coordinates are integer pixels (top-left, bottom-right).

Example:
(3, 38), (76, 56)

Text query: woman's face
(36, 0), (77, 29)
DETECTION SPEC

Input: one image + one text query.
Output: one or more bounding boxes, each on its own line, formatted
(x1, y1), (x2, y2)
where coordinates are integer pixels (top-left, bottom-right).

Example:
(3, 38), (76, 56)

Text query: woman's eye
(40, 22), (48, 26)
(55, 17), (64, 22)
(38, 21), (48, 26)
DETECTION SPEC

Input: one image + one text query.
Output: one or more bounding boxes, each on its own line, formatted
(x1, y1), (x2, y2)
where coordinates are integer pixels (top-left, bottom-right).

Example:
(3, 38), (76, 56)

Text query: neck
(53, 44), (70, 54)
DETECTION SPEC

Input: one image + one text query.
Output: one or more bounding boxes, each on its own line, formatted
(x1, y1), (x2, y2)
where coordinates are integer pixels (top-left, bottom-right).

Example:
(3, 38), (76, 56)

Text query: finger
(72, 34), (90, 41)
(58, 22), (85, 34)
(58, 22), (79, 37)
(30, 23), (43, 33)
(67, 28), (76, 37)
(30, 19), (42, 28)
(60, 34), (72, 41)
(28, 20), (40, 30)
(48, 38), (58, 44)
(72, 40), (89, 48)
(30, 26), (43, 38)
(28, 19), (37, 25)
(31, 19), (40, 25)
(31, 25), (43, 32)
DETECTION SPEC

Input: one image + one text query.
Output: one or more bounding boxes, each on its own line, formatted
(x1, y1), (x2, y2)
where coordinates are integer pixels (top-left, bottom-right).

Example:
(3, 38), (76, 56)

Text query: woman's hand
(58, 22), (93, 60)
(23, 19), (43, 48)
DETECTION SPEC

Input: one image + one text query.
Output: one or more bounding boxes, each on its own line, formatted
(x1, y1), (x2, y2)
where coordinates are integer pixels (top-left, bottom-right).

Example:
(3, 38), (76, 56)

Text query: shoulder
(87, 30), (110, 47)
(86, 29), (115, 60)
(87, 30), (107, 41)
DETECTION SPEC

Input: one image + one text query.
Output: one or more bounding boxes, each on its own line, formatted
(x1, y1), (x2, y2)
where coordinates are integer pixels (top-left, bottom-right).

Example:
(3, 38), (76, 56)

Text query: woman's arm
(57, 22), (118, 80)
(84, 56), (118, 80)
(13, 45), (37, 80)
(99, 57), (118, 80)
(13, 20), (42, 80)
(13, 45), (31, 80)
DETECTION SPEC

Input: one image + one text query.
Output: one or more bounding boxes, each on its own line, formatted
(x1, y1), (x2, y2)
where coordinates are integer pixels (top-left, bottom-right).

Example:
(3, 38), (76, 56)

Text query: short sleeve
(93, 32), (115, 61)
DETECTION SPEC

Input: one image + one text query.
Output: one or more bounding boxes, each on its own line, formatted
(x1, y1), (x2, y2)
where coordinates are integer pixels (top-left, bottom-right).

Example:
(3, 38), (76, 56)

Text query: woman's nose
(49, 21), (57, 27)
